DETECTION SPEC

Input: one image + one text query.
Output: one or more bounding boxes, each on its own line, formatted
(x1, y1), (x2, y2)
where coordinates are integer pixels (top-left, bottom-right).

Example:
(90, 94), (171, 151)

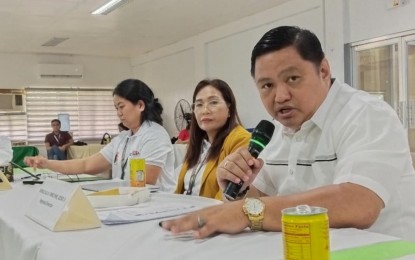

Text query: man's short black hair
(250, 26), (325, 77)
(51, 119), (61, 125)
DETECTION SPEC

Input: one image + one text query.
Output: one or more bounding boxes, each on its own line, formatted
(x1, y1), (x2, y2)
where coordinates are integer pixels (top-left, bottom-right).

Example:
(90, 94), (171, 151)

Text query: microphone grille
(252, 120), (275, 145)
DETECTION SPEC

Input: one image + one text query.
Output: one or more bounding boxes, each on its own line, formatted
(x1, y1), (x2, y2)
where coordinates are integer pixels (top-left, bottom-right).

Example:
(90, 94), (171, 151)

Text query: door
(352, 39), (401, 115)
(404, 36), (415, 150)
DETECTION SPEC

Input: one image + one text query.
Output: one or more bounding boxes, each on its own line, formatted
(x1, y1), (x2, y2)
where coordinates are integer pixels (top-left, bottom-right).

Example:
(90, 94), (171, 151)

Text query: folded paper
(26, 178), (101, 231)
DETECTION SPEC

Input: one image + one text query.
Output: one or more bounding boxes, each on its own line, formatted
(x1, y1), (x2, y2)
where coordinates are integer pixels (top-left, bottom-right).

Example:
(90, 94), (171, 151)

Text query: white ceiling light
(91, 0), (130, 15)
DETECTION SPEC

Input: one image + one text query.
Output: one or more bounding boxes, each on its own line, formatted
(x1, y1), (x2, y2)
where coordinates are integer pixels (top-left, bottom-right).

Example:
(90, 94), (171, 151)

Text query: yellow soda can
(129, 157), (146, 187)
(281, 205), (330, 260)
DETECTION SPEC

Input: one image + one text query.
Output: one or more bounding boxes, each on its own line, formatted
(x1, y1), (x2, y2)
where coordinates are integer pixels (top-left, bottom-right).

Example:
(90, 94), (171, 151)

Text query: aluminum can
(281, 205), (330, 260)
(129, 158), (145, 187)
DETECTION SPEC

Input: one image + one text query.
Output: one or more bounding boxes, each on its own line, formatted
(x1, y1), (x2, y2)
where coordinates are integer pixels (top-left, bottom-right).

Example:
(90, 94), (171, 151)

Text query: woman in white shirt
(24, 79), (175, 192)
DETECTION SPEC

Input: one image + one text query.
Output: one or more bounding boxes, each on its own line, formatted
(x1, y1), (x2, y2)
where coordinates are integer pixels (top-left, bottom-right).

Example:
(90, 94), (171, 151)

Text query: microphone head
(248, 120), (275, 158)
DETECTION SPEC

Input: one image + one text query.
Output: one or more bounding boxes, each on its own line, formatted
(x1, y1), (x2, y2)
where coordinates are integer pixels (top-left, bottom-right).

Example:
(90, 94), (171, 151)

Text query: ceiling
(0, 0), (292, 59)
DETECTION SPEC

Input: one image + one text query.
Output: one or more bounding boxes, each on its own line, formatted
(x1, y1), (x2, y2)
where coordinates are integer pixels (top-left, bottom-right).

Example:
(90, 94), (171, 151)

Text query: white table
(1, 182), (414, 260)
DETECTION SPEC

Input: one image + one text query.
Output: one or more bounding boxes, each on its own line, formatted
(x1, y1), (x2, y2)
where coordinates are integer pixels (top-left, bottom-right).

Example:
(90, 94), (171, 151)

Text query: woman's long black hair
(113, 79), (163, 125)
(185, 79), (242, 169)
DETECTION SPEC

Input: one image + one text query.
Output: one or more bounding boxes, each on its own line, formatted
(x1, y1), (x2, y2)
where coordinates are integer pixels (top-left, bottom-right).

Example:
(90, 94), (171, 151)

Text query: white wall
(132, 0), (325, 136)
(0, 53), (132, 88)
(346, 0), (415, 43)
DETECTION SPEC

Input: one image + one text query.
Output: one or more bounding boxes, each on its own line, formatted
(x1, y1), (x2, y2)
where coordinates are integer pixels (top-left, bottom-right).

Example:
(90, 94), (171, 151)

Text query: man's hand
(161, 200), (249, 239)
(217, 147), (264, 191)
(24, 156), (48, 170)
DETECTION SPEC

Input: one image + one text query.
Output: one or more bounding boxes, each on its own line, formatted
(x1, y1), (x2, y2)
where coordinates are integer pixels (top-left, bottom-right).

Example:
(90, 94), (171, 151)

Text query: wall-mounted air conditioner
(37, 64), (83, 78)
(0, 89), (25, 114)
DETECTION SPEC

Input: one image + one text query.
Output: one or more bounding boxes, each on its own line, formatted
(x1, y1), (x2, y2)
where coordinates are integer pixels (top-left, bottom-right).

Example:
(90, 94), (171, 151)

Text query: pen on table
(21, 174), (41, 180)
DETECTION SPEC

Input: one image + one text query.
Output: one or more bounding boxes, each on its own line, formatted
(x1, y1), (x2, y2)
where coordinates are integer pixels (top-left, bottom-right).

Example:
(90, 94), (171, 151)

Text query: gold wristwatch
(242, 197), (265, 231)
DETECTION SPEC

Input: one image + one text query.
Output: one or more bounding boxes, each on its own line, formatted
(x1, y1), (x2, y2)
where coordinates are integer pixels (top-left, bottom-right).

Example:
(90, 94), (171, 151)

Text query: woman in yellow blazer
(175, 79), (250, 200)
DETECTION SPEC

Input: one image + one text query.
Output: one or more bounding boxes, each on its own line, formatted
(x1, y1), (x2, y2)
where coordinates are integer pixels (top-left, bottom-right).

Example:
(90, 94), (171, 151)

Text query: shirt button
(295, 136), (302, 142)
(289, 170), (294, 175)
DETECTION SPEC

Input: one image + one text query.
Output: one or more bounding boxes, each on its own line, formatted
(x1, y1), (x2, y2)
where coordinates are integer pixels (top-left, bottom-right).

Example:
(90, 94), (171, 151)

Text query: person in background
(25, 79), (176, 192)
(44, 119), (73, 160)
(162, 26), (415, 242)
(175, 117), (191, 144)
(118, 122), (129, 132)
(175, 79), (250, 199)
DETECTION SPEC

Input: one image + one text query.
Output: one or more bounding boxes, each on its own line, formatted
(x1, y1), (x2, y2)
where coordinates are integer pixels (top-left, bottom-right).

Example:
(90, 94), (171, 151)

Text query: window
(0, 113), (27, 143)
(25, 87), (119, 144)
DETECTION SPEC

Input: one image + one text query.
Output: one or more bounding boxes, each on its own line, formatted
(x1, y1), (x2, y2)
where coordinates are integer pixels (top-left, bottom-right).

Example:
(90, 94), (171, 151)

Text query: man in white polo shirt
(161, 26), (415, 242)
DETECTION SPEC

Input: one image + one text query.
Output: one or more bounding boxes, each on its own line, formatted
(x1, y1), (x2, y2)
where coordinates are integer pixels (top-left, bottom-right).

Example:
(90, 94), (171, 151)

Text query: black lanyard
(120, 138), (130, 180)
(186, 153), (208, 195)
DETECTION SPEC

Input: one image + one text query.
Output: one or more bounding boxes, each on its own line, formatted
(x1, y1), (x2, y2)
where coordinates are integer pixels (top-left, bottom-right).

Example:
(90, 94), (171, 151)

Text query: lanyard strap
(120, 138), (130, 180)
(186, 153), (208, 195)
(53, 134), (61, 144)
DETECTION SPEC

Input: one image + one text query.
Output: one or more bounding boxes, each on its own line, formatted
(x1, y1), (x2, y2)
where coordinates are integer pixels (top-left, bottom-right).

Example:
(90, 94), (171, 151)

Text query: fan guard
(174, 99), (192, 131)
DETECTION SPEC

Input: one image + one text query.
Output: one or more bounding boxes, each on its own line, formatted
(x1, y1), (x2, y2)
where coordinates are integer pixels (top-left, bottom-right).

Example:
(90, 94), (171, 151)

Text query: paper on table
(96, 201), (198, 225)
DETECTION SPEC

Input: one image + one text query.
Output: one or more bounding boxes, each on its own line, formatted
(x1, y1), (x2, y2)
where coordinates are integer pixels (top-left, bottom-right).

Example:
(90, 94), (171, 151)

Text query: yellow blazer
(175, 125), (250, 200)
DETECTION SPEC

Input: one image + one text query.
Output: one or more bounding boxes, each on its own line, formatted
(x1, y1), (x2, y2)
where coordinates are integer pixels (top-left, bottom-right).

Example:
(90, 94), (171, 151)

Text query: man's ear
(319, 58), (331, 83)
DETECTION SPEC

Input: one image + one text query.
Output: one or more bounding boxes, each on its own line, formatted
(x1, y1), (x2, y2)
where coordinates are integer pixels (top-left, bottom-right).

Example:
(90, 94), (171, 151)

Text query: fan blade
(180, 103), (185, 118)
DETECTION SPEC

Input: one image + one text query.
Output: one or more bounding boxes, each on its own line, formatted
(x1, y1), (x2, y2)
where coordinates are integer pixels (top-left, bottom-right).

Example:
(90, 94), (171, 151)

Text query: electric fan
(174, 99), (192, 131)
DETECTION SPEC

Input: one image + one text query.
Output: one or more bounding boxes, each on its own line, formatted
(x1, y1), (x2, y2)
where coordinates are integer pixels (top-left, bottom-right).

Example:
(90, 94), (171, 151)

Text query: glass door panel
(353, 42), (399, 113)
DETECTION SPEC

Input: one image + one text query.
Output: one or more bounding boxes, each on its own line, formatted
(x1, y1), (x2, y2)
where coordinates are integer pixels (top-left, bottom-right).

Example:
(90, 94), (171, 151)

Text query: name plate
(26, 178), (101, 231)
(0, 170), (12, 190)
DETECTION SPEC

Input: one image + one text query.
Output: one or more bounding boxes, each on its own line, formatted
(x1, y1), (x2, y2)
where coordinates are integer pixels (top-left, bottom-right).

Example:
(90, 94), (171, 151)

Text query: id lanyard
(186, 152), (208, 195)
(120, 138), (130, 180)
(53, 134), (61, 144)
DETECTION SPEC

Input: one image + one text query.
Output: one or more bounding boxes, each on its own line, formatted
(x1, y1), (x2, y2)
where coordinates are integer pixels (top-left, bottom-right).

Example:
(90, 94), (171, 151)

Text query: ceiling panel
(0, 0), (292, 58)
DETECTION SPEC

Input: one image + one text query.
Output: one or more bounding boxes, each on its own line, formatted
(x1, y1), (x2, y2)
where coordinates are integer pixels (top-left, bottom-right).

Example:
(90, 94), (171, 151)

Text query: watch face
(246, 198), (264, 215)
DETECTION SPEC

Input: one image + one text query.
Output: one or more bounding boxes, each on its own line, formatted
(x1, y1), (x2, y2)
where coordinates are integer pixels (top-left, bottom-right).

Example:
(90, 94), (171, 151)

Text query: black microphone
(223, 120), (275, 200)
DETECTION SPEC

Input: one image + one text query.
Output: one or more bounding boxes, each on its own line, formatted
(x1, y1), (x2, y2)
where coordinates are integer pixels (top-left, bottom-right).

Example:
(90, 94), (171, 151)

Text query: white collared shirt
(253, 80), (415, 242)
(100, 121), (176, 192)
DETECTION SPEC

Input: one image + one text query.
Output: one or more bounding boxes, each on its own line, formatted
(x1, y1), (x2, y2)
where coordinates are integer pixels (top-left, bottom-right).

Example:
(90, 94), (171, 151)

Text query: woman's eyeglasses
(192, 99), (226, 112)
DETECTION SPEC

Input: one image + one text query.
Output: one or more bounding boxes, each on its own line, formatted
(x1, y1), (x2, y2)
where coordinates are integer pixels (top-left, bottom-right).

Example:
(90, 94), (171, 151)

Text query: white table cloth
(1, 182), (414, 260)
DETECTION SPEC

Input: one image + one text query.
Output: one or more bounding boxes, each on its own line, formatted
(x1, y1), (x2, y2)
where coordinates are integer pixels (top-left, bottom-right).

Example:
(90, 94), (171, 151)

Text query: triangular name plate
(0, 171), (12, 190)
(26, 178), (101, 231)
